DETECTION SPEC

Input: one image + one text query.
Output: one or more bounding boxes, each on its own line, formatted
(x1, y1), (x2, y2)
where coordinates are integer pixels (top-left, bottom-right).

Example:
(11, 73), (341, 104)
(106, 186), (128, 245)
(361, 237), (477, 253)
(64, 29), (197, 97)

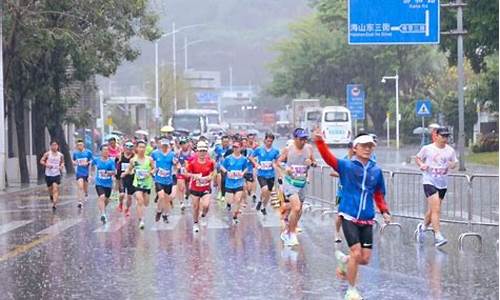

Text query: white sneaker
(193, 223), (200, 233)
(335, 250), (348, 275)
(434, 232), (448, 247)
(415, 223), (426, 243)
(180, 202), (186, 212)
(287, 233), (299, 246)
(344, 287), (363, 300)
(200, 216), (207, 227)
(280, 231), (289, 243)
(139, 220), (145, 230)
(77, 201), (83, 209)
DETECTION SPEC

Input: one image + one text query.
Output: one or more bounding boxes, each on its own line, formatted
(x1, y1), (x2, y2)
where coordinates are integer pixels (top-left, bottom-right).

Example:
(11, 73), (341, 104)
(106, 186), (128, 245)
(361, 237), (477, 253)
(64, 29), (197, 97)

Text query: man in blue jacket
(314, 128), (391, 300)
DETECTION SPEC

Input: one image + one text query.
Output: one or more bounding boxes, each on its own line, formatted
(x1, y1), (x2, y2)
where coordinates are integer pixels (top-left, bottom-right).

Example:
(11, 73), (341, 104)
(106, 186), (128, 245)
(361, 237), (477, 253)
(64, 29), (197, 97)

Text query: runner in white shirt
(40, 141), (65, 211)
(415, 127), (458, 247)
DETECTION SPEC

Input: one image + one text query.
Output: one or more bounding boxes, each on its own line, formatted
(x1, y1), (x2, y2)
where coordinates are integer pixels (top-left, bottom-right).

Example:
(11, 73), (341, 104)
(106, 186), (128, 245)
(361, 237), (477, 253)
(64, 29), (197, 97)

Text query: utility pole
(0, 5), (6, 190)
(172, 22), (178, 112)
(184, 36), (189, 109)
(441, 0), (467, 171)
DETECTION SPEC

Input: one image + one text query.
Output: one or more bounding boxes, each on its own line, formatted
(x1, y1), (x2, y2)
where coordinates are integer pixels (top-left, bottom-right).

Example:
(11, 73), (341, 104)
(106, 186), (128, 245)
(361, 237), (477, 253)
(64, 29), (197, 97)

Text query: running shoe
(280, 231), (289, 243)
(52, 205), (57, 212)
(334, 231), (342, 243)
(252, 195), (257, 203)
(77, 202), (83, 209)
(434, 233), (448, 247)
(200, 216), (207, 227)
(216, 192), (222, 201)
(155, 211), (162, 222)
(100, 214), (107, 224)
(415, 223), (426, 243)
(226, 203), (231, 211)
(335, 250), (348, 275)
(344, 287), (363, 300)
(193, 223), (200, 233)
(162, 214), (169, 223)
(117, 203), (123, 213)
(260, 208), (267, 216)
(139, 220), (145, 230)
(256, 201), (262, 211)
(125, 208), (131, 217)
(288, 233), (299, 246)
(221, 196), (225, 203)
(232, 217), (239, 225)
(180, 202), (186, 212)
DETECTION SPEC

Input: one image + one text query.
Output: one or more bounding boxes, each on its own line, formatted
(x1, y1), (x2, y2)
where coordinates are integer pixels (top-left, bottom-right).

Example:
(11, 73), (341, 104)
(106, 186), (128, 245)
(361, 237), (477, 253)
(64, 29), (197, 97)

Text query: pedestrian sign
(346, 84), (365, 120)
(416, 99), (432, 117)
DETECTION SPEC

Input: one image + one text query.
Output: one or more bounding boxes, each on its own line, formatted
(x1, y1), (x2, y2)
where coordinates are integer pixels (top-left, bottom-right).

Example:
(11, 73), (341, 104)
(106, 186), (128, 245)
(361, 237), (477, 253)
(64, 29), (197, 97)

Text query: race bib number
(260, 161), (273, 170)
(291, 164), (308, 180)
(98, 170), (111, 179)
(77, 158), (88, 166)
(429, 167), (447, 177)
(136, 169), (148, 180)
(157, 167), (170, 177)
(228, 170), (243, 179)
(121, 162), (130, 171)
(195, 175), (210, 187)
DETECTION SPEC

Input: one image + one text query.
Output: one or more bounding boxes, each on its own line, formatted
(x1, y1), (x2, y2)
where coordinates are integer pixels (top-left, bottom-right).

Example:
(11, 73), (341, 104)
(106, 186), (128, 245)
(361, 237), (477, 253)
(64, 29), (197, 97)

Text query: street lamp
(381, 73), (400, 149)
(154, 23), (207, 123)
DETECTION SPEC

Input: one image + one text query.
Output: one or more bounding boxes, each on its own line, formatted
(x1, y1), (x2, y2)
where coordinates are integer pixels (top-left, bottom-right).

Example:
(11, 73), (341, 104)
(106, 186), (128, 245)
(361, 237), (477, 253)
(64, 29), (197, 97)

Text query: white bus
(320, 106), (352, 146)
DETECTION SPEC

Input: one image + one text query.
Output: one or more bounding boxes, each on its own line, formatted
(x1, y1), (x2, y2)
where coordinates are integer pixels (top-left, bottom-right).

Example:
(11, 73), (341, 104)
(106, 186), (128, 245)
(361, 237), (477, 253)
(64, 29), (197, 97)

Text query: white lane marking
(17, 199), (74, 209)
(36, 218), (82, 236)
(150, 215), (182, 231)
(94, 217), (128, 233)
(0, 220), (33, 236)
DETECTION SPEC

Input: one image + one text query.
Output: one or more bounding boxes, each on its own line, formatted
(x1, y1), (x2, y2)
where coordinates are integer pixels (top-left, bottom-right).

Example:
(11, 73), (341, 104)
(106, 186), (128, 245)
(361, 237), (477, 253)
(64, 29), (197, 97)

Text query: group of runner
(40, 122), (457, 300)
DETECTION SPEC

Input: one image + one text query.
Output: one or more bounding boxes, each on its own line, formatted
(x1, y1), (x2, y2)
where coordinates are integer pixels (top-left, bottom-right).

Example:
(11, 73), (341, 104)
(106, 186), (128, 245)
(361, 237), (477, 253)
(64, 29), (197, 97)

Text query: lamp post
(381, 73), (400, 149)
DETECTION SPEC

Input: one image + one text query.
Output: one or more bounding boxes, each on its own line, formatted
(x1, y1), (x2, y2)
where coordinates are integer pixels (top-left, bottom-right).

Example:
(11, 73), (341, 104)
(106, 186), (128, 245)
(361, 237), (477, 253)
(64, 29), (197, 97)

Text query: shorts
(225, 187), (244, 194)
(257, 176), (275, 191)
(244, 173), (254, 182)
(76, 175), (88, 182)
(423, 184), (447, 199)
(342, 218), (373, 249)
(96, 185), (112, 198)
(134, 188), (151, 194)
(155, 183), (173, 195)
(45, 175), (61, 187)
(283, 183), (306, 202)
(120, 176), (135, 195)
(177, 174), (186, 181)
(190, 189), (211, 198)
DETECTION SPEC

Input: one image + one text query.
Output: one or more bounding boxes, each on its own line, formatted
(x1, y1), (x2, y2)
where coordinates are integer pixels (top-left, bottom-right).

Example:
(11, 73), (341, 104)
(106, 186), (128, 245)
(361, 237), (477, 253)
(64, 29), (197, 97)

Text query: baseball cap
(293, 128), (308, 139)
(160, 139), (170, 146)
(197, 141), (209, 151)
(353, 135), (377, 147)
(124, 141), (134, 149)
(179, 137), (188, 144)
(428, 123), (441, 130)
(436, 127), (450, 136)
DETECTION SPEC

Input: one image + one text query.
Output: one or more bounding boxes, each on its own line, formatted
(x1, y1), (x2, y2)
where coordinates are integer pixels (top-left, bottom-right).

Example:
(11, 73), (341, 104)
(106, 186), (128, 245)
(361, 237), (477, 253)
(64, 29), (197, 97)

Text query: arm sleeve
(416, 147), (426, 160)
(314, 138), (339, 171)
(374, 172), (389, 213)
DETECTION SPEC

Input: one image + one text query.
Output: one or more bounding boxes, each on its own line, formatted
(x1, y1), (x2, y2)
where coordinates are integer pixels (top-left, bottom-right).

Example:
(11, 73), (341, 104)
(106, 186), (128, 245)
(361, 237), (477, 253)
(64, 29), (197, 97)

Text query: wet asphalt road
(0, 179), (498, 300)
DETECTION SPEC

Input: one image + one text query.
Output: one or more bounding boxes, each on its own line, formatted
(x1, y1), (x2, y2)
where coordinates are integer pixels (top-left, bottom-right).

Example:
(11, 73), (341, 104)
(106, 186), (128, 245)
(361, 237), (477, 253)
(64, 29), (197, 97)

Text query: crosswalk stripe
(17, 199), (74, 209)
(206, 215), (230, 229)
(94, 217), (128, 233)
(149, 215), (182, 231)
(36, 218), (82, 236)
(0, 220), (33, 236)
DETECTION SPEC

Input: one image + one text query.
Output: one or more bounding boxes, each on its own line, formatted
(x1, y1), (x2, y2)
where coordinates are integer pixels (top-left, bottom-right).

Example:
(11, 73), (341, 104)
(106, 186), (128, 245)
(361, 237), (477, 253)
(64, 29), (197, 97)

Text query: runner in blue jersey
(90, 144), (116, 224)
(214, 135), (231, 201)
(72, 139), (93, 208)
(221, 140), (248, 224)
(249, 132), (280, 216)
(241, 136), (255, 207)
(152, 138), (178, 223)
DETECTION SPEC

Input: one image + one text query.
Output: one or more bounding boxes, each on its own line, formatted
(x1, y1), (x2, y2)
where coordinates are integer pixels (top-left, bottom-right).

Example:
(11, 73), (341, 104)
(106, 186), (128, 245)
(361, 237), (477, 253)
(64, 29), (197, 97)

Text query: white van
(321, 106), (352, 146)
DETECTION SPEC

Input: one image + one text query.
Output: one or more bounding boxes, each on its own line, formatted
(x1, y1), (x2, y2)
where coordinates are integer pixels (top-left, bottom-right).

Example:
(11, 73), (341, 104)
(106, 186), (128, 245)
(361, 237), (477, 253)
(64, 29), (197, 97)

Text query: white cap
(353, 135), (377, 147)
(197, 141), (209, 151)
(428, 123), (440, 129)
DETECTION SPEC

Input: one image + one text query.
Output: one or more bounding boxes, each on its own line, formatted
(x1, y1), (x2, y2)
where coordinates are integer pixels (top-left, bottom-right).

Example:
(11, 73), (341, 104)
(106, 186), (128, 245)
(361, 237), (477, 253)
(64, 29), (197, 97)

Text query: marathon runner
(117, 141), (136, 217)
(186, 141), (215, 233)
(314, 129), (391, 300)
(277, 128), (316, 246)
(108, 136), (121, 201)
(221, 140), (248, 224)
(123, 140), (154, 230)
(151, 138), (178, 223)
(176, 137), (195, 212)
(40, 141), (65, 211)
(241, 136), (256, 206)
(415, 127), (457, 247)
(214, 135), (231, 202)
(90, 144), (116, 224)
(72, 139), (93, 208)
(250, 132), (280, 216)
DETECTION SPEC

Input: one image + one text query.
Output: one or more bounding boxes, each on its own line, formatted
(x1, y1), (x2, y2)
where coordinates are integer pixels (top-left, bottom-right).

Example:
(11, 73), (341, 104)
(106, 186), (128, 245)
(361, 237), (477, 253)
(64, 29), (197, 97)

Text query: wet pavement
(0, 181), (497, 300)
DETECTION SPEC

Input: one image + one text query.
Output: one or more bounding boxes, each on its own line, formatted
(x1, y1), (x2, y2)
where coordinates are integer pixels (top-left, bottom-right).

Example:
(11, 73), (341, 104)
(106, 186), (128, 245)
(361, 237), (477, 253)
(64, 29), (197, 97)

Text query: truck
(292, 99), (321, 130)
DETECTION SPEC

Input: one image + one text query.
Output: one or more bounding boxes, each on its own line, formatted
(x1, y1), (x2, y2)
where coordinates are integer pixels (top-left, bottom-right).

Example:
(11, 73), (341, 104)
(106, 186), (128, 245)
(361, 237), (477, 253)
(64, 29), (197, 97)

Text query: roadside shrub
(472, 132), (499, 153)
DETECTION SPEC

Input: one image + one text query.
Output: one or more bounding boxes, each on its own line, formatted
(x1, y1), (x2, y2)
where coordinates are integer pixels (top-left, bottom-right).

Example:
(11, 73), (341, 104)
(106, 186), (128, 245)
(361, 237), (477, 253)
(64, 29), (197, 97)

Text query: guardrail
(304, 165), (499, 251)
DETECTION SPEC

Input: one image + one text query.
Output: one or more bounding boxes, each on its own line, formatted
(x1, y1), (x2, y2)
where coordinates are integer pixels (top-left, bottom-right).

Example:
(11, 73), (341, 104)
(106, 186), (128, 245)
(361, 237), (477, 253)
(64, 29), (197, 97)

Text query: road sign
(348, 0), (440, 45)
(346, 84), (365, 120)
(416, 99), (432, 117)
(196, 92), (219, 104)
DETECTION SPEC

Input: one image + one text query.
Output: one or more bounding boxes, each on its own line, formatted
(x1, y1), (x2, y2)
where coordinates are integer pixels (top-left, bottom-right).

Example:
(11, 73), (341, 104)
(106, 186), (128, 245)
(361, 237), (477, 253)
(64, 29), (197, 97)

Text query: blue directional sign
(346, 84), (365, 120)
(196, 92), (219, 104)
(348, 0), (440, 45)
(416, 99), (432, 117)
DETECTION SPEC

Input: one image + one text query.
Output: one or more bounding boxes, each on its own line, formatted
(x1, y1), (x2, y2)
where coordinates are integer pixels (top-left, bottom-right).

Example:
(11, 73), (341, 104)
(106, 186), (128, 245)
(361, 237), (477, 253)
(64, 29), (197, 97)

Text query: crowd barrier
(303, 165), (499, 250)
